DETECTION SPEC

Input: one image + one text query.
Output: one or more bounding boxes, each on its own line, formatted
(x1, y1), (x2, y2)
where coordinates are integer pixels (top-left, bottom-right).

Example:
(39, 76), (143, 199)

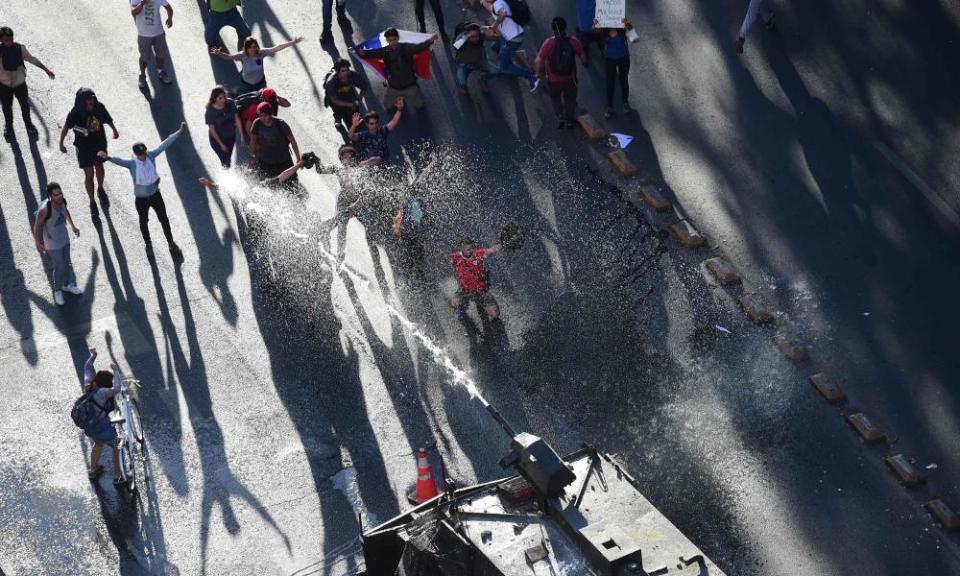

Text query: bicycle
(109, 377), (146, 494)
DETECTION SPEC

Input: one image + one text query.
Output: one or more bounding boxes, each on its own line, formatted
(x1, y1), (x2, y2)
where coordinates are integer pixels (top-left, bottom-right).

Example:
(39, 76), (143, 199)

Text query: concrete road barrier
(847, 413), (886, 443)
(608, 149), (639, 176)
(704, 257), (740, 285)
(639, 186), (671, 212)
(738, 293), (774, 324)
(925, 500), (960, 531)
(670, 221), (706, 248)
(809, 373), (845, 402)
(885, 454), (925, 487)
(577, 114), (609, 142)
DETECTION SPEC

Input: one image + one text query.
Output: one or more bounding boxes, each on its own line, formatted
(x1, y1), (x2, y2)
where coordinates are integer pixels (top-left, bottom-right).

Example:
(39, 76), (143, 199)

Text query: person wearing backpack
(0, 27), (55, 140)
(534, 17), (588, 128)
(599, 19), (634, 119)
(323, 59), (369, 132)
(77, 348), (124, 485)
(33, 182), (82, 306)
(98, 122), (188, 259)
(480, 0), (539, 94)
(237, 86), (291, 140)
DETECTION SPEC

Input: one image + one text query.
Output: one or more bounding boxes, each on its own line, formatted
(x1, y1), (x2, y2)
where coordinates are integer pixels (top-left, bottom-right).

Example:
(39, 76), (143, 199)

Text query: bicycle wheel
(119, 434), (137, 494)
(128, 398), (145, 445)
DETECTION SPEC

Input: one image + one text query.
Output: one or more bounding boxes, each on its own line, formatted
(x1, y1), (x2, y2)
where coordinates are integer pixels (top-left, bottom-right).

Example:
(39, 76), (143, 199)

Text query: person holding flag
(353, 27), (438, 112)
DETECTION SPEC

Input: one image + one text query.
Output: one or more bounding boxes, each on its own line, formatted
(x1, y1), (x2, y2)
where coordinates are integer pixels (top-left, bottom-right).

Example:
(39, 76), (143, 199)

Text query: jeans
(456, 62), (492, 88)
(48, 243), (76, 289)
(204, 7), (251, 49)
(491, 37), (533, 80)
(415, 0), (445, 33)
(0, 82), (33, 130)
(322, 0), (348, 33)
(135, 190), (175, 245)
(604, 56), (630, 107)
(209, 133), (236, 168)
(548, 79), (578, 122)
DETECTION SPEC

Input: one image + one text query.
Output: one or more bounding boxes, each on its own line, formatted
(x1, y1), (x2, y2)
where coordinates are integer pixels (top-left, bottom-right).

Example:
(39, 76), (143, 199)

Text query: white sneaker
(63, 283), (83, 295)
(54, 290), (65, 305)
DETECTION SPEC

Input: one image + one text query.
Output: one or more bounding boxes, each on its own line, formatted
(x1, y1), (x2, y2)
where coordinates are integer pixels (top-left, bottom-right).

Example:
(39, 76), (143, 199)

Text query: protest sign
(595, 0), (625, 29)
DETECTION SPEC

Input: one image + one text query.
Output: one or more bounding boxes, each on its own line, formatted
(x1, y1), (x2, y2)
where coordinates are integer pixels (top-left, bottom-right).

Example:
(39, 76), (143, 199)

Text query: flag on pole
(353, 30), (434, 82)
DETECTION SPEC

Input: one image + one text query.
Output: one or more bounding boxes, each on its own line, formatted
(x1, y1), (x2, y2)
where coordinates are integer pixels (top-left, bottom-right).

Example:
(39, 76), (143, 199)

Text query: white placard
(595, 0), (625, 29)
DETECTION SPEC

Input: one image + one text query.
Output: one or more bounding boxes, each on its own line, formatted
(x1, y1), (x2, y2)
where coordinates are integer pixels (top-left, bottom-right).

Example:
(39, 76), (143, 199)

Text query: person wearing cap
(444, 237), (503, 322)
(249, 101), (300, 182)
(204, 0), (251, 51)
(238, 86), (289, 140)
(97, 122), (188, 259)
(347, 99), (403, 165)
(0, 26), (55, 140)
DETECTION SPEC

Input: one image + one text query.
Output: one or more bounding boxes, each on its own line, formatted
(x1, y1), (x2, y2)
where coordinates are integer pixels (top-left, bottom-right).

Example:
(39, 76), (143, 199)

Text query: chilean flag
(354, 30), (434, 82)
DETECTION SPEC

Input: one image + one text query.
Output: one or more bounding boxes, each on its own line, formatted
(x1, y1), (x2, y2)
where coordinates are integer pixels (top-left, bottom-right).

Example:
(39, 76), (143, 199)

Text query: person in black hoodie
(58, 89), (119, 214)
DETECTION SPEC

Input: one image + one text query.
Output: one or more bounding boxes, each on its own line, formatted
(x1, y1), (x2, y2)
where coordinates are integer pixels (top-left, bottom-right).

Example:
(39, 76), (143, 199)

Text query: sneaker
(169, 243), (183, 259)
(54, 290), (65, 306)
(158, 69), (173, 84)
(623, 101), (633, 113)
(604, 108), (614, 119)
(138, 74), (147, 89)
(63, 283), (83, 295)
(320, 29), (333, 44)
(528, 76), (540, 94)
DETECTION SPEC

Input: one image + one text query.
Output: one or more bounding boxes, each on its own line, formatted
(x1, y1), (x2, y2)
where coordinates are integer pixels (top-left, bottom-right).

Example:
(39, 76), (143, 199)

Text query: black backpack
(235, 90), (262, 114)
(70, 390), (110, 429)
(503, 0), (531, 27)
(550, 35), (575, 76)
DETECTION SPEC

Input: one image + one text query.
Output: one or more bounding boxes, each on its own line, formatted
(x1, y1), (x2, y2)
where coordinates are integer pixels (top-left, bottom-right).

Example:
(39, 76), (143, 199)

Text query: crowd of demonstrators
(0, 26), (55, 140)
(600, 19), (633, 118)
(535, 17), (588, 129)
(323, 58), (368, 132)
(736, 0), (775, 54)
(80, 349), (125, 486)
(354, 29), (438, 113)
(347, 100), (403, 165)
(204, 0), (250, 51)
(210, 36), (304, 93)
(249, 102), (301, 182)
(205, 86), (243, 167)
(59, 89), (119, 215)
(480, 0), (540, 93)
(98, 122), (188, 259)
(130, 0), (174, 89)
(415, 0), (448, 42)
(33, 183), (82, 306)
(320, 0), (350, 44)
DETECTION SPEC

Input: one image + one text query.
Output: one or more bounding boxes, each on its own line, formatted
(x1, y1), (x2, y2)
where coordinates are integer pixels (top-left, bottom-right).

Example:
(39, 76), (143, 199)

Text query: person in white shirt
(480, 0), (539, 93)
(735, 0), (775, 54)
(131, 0), (175, 87)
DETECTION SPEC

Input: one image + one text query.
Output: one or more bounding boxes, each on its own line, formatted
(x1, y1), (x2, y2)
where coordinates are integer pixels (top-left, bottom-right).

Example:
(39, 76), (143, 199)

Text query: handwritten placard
(595, 0), (625, 29)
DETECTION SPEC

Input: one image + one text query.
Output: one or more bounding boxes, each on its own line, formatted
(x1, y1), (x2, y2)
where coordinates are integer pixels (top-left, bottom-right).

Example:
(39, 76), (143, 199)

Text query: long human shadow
(148, 252), (291, 575)
(9, 137), (40, 228)
(0, 199), (37, 365)
(141, 58), (239, 328)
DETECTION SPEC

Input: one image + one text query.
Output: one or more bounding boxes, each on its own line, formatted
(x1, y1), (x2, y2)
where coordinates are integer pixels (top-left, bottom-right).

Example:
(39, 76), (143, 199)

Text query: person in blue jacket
(98, 122), (188, 259)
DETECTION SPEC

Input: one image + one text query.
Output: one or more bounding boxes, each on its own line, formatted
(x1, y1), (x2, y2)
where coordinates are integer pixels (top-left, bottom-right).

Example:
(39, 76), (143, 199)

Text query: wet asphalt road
(1, 0), (960, 575)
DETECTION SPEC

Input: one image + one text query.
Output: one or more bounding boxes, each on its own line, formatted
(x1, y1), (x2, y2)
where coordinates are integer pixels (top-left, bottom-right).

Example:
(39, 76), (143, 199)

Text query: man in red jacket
(446, 238), (502, 321)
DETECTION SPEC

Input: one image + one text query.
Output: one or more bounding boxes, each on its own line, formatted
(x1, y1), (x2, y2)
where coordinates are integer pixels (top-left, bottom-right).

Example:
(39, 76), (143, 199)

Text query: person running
(320, 0), (350, 44)
(354, 28), (437, 112)
(735, 0), (775, 54)
(33, 182), (82, 306)
(204, 0), (251, 51)
(599, 19), (633, 119)
(59, 88), (119, 214)
(204, 85), (243, 168)
(453, 23), (493, 93)
(210, 36), (304, 93)
(249, 102), (301, 181)
(445, 238), (502, 321)
(0, 27), (55, 140)
(237, 86), (290, 140)
(415, 0), (448, 42)
(480, 0), (539, 93)
(534, 17), (587, 129)
(347, 99), (403, 164)
(81, 348), (125, 486)
(98, 122), (187, 258)
(323, 58), (368, 130)
(131, 0), (174, 88)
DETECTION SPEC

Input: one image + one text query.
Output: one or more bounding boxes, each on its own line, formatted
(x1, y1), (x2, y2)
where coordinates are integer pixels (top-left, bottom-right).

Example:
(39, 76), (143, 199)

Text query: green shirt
(208, 0), (239, 13)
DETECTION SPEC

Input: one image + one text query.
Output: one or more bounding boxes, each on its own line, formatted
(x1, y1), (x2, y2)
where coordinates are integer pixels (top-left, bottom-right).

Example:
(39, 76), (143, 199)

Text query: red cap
(261, 87), (277, 100)
(256, 101), (273, 115)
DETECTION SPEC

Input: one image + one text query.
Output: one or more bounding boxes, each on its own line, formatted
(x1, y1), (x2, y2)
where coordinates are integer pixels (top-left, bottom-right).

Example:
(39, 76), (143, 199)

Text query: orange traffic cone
(410, 448), (439, 505)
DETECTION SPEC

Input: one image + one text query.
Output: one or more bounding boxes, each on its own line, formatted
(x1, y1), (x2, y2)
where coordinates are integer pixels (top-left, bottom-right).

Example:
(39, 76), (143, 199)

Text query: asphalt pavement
(1, 0), (959, 575)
